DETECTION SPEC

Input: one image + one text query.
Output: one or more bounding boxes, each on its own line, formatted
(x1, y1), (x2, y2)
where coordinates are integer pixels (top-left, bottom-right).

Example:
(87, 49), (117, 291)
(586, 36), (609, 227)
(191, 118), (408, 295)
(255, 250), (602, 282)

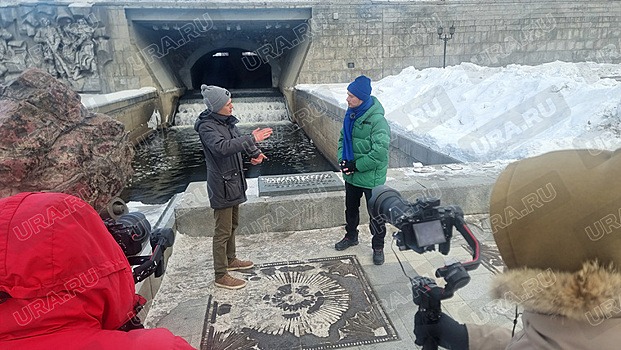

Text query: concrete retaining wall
(174, 162), (505, 237)
(299, 1), (621, 84)
(82, 87), (183, 144)
(97, 0), (621, 89)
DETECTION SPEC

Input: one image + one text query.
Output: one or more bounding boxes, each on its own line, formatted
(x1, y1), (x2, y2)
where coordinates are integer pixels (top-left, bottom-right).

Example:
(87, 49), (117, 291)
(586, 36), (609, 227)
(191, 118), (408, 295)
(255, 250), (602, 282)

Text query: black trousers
(344, 181), (387, 249)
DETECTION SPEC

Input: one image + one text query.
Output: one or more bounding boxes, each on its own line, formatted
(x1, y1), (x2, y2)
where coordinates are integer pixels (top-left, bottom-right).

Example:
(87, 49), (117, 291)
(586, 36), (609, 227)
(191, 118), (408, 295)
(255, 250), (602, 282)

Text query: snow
(296, 61), (621, 163)
(80, 87), (157, 109)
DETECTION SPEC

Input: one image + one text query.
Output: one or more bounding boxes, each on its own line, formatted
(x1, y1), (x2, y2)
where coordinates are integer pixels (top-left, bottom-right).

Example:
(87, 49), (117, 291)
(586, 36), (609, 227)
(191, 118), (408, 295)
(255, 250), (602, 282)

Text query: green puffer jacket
(337, 97), (390, 189)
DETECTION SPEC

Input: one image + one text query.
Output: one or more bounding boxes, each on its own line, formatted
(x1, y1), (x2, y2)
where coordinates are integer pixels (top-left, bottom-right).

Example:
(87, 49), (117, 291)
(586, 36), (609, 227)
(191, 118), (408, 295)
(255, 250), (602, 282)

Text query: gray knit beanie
(201, 84), (230, 112)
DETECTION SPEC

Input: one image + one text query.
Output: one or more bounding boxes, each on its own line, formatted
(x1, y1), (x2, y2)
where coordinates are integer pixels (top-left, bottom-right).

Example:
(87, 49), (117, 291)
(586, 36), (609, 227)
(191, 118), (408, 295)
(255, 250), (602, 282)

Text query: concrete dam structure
(4, 3), (620, 346)
(1, 1), (620, 147)
(3, 0), (620, 213)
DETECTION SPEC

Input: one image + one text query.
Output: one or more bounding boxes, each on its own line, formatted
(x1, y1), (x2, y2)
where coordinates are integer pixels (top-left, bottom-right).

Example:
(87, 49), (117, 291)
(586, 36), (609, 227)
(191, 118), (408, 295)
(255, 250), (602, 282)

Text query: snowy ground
(297, 61), (621, 163)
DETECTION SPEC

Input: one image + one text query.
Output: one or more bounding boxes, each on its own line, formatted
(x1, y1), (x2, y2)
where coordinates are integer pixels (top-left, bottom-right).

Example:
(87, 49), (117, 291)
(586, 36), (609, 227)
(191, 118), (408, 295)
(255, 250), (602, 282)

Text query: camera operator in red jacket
(0, 192), (195, 350)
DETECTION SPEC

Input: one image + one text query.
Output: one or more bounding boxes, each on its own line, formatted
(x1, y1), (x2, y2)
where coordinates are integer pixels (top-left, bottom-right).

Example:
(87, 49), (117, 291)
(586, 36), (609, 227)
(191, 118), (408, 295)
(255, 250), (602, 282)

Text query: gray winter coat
(194, 110), (261, 209)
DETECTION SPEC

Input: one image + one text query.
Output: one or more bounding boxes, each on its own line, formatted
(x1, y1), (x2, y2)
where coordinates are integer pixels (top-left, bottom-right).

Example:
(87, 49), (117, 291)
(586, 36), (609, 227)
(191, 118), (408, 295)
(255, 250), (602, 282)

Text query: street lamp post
(437, 24), (455, 68)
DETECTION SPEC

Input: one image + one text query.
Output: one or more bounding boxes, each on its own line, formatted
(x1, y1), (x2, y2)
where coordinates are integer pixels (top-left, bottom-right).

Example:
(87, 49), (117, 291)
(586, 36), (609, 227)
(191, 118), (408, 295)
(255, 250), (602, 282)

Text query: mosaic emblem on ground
(200, 255), (399, 350)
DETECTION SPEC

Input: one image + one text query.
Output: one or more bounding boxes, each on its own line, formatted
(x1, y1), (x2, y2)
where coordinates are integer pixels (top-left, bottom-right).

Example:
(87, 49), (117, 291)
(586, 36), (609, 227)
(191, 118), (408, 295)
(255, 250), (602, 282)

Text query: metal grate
(258, 171), (344, 197)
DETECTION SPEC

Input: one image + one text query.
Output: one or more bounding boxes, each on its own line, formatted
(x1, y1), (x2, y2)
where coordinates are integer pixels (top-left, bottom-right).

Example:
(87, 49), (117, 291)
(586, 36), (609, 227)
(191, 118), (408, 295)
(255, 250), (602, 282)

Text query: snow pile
(297, 61), (621, 162)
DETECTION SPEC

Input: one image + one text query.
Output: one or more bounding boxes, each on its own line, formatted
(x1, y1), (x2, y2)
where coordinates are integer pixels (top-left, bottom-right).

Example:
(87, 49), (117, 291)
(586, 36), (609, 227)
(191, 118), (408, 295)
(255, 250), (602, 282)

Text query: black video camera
(368, 185), (481, 349)
(368, 185), (480, 273)
(377, 194), (452, 254)
(103, 211), (175, 284)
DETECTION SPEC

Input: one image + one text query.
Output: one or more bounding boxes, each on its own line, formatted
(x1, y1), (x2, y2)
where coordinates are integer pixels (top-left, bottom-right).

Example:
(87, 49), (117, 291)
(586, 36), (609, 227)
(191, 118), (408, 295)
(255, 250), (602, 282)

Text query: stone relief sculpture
(0, 28), (12, 78)
(33, 16), (64, 77)
(0, 26), (29, 79)
(0, 5), (111, 92)
(72, 19), (98, 76)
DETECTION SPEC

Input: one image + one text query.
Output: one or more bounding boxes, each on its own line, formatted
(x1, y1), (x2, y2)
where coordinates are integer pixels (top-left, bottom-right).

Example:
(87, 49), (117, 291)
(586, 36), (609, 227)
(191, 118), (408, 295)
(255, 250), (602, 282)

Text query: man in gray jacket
(194, 85), (272, 290)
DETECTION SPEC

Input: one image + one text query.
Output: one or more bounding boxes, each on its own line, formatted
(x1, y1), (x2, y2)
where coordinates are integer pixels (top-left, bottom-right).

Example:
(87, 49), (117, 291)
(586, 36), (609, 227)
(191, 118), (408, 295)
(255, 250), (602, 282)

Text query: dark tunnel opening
(191, 47), (272, 90)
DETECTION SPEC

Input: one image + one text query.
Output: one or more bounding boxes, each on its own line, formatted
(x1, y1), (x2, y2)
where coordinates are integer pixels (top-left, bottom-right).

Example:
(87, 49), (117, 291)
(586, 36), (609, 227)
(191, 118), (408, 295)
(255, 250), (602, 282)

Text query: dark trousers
(213, 205), (239, 278)
(344, 182), (387, 249)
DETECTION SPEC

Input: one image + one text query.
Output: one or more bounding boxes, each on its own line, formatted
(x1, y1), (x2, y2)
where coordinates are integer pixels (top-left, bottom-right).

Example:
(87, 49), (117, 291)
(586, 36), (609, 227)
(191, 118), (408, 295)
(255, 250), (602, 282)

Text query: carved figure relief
(0, 28), (12, 78)
(0, 5), (111, 92)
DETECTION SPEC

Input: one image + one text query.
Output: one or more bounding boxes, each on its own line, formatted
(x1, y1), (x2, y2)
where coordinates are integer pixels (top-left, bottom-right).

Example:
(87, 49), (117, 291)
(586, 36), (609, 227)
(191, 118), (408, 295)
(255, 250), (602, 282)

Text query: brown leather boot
(214, 274), (247, 290)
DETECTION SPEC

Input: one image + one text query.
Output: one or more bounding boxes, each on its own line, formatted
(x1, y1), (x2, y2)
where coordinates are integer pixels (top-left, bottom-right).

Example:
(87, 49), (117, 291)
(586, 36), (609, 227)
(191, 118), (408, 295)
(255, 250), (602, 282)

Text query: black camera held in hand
(368, 185), (480, 349)
(339, 160), (356, 174)
(103, 211), (175, 284)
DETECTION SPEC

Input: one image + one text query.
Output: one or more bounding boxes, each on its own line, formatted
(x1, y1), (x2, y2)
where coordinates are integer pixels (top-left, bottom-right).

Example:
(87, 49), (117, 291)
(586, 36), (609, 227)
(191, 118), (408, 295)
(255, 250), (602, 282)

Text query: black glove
(414, 311), (468, 350)
(339, 160), (356, 174)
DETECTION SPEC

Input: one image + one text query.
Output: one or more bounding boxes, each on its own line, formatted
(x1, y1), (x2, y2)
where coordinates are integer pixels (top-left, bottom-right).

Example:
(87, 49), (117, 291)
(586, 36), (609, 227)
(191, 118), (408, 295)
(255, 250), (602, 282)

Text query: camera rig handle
(412, 276), (443, 350)
(434, 206), (480, 298)
(412, 210), (481, 350)
(127, 228), (175, 283)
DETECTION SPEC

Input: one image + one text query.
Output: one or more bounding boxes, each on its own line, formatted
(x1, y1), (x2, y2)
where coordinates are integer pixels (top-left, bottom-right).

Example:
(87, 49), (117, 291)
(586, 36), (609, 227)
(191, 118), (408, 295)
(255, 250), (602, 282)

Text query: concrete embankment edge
(174, 162), (508, 237)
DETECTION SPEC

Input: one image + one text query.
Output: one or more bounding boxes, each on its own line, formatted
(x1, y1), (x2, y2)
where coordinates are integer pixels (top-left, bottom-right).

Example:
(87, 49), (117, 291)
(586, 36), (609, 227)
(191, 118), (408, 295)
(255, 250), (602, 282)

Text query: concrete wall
(81, 88), (182, 144)
(298, 1), (621, 84)
(174, 163), (503, 237)
(99, 6), (161, 92)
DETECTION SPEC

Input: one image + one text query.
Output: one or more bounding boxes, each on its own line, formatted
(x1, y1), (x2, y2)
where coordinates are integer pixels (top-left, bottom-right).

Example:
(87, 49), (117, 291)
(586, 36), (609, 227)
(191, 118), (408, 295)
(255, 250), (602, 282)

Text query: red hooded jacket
(0, 192), (195, 349)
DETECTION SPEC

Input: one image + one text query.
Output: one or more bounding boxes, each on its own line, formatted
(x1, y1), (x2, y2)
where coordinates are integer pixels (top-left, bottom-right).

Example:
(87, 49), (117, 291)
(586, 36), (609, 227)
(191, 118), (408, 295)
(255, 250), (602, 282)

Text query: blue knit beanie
(347, 75), (372, 101)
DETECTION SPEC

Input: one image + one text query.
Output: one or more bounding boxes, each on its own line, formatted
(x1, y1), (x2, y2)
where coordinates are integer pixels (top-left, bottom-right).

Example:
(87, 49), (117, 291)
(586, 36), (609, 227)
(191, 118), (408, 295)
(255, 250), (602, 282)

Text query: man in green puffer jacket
(335, 75), (391, 265)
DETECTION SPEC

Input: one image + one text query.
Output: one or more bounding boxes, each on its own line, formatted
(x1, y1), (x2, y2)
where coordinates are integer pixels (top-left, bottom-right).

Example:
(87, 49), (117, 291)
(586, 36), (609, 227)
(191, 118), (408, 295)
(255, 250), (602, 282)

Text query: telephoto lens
(368, 185), (411, 225)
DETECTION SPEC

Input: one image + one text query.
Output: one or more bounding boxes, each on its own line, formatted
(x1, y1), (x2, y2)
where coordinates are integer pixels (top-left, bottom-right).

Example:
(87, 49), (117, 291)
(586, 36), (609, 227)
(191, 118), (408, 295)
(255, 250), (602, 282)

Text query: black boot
(335, 237), (359, 251)
(373, 249), (384, 265)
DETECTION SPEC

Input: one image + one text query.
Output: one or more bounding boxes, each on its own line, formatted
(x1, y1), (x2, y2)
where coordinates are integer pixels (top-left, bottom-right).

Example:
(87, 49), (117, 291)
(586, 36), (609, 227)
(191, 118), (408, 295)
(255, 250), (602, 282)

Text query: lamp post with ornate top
(437, 24), (455, 68)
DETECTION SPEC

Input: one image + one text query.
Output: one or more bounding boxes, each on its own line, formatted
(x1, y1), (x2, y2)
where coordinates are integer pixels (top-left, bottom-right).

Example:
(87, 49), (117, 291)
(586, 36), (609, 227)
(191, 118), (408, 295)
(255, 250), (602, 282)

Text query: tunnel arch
(125, 7), (311, 93)
(189, 47), (272, 90)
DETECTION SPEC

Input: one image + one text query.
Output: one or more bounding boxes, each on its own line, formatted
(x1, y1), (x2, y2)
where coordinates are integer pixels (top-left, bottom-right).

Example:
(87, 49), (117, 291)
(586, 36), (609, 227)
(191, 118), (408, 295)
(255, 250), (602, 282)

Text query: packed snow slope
(297, 61), (621, 163)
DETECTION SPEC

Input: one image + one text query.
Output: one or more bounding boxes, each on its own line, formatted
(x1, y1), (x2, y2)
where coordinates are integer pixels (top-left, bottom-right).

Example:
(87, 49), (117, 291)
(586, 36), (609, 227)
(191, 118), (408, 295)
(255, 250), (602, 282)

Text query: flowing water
(121, 90), (337, 204)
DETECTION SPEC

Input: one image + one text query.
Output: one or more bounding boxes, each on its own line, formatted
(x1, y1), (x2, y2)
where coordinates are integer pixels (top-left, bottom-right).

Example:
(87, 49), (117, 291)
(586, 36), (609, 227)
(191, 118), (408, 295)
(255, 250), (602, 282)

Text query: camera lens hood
(369, 185), (408, 223)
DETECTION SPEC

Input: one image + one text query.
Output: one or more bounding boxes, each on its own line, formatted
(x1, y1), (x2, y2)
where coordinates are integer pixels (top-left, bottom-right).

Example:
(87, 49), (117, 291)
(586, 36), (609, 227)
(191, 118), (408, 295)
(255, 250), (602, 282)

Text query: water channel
(120, 90), (337, 204)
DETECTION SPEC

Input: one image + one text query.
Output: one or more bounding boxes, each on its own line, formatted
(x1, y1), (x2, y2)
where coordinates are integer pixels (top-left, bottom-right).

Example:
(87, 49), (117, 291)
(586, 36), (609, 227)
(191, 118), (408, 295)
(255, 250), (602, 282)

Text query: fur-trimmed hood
(489, 149), (621, 320)
(492, 260), (621, 322)
(468, 150), (621, 349)
(467, 260), (621, 349)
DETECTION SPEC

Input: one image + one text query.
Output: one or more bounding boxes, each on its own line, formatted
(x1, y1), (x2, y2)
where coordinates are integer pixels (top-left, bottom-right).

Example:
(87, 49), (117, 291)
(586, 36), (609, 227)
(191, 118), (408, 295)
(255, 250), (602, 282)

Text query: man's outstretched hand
(251, 153), (268, 165)
(252, 127), (273, 142)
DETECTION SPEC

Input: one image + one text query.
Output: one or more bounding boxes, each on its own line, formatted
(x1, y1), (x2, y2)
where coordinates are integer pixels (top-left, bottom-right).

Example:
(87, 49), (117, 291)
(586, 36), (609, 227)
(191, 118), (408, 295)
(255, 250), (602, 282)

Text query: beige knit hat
(490, 149), (621, 272)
